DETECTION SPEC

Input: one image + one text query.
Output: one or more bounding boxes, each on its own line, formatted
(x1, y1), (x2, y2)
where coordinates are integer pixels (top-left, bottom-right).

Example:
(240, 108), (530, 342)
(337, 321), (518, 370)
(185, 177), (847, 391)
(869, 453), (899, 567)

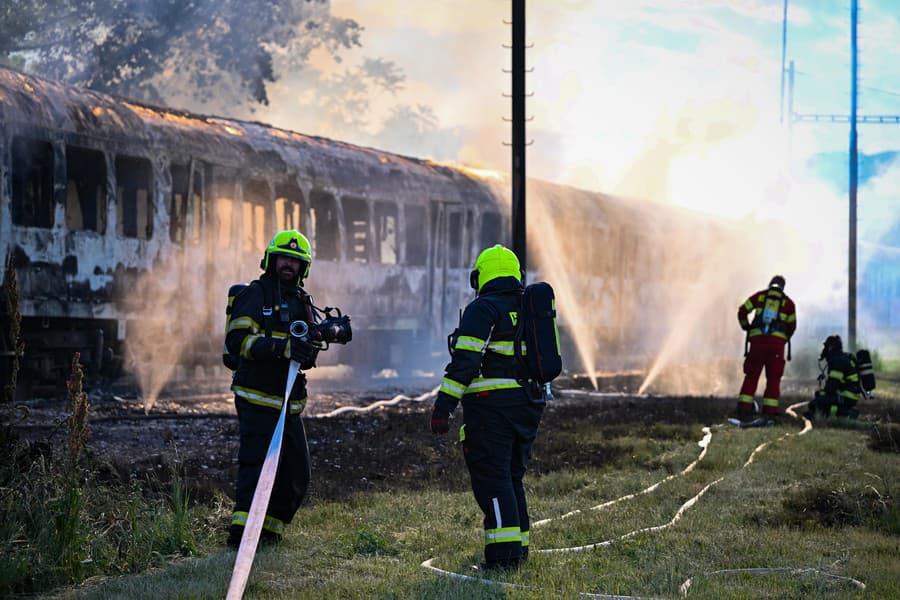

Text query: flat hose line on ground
(532, 427), (713, 528)
(305, 386), (439, 418)
(421, 402), (865, 597)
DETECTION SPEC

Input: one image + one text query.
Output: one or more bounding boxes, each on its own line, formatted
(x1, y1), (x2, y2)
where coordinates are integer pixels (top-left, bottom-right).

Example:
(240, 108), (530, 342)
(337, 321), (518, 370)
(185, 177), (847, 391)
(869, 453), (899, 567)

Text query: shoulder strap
(254, 278), (275, 340)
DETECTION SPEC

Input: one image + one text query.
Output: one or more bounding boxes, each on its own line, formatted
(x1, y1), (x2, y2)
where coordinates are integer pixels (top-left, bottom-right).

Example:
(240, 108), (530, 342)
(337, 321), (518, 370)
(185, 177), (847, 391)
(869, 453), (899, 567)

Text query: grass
(52, 388), (900, 600)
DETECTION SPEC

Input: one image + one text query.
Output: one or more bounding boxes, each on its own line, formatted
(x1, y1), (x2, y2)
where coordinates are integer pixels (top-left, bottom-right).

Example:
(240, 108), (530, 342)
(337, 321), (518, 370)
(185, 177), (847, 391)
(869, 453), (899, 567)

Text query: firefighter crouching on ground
(736, 274), (797, 422)
(808, 334), (861, 419)
(430, 244), (543, 572)
(225, 230), (322, 548)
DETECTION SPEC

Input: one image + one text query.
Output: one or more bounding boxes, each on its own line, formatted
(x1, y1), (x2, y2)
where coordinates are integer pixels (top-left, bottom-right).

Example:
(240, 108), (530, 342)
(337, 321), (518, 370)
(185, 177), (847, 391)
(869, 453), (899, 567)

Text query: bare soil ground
(8, 372), (898, 508)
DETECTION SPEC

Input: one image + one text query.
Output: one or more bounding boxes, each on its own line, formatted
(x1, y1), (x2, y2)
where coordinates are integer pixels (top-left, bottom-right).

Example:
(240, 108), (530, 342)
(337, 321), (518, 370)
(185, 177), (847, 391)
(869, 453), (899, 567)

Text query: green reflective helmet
(470, 244), (521, 292)
(261, 230), (312, 278)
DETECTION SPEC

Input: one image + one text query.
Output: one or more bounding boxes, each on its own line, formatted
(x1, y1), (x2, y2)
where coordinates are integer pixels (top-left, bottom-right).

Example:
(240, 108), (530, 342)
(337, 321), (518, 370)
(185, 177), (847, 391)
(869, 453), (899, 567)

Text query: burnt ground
(7, 372), (900, 507)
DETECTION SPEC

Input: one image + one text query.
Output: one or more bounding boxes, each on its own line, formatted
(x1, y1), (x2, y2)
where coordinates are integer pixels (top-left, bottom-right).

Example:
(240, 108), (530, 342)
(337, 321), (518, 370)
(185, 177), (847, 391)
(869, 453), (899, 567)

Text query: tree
(0, 0), (365, 107)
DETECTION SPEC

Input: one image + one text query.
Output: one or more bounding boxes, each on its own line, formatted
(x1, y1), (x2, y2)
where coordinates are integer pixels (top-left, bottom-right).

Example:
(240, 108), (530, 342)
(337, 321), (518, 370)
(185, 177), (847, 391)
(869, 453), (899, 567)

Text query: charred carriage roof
(0, 67), (495, 204)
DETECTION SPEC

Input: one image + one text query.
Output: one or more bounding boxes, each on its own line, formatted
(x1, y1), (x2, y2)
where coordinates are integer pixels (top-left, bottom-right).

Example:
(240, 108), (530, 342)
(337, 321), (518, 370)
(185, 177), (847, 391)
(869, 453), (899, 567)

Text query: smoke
(125, 249), (195, 413)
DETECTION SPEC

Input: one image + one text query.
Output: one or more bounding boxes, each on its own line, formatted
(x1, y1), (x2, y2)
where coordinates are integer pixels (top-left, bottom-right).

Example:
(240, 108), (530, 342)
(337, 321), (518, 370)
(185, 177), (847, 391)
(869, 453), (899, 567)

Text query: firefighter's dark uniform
(225, 271), (315, 545)
(811, 343), (862, 418)
(736, 277), (797, 418)
(434, 271), (542, 568)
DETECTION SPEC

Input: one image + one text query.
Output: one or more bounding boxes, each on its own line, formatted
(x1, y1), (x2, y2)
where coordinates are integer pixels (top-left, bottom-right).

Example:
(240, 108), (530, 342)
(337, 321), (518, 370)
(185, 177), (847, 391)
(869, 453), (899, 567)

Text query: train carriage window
(115, 155), (153, 239)
(212, 175), (237, 249)
(374, 201), (398, 265)
(243, 180), (270, 254)
(405, 205), (427, 266)
(65, 146), (107, 233)
(11, 137), (55, 228)
(309, 190), (339, 261)
(342, 196), (370, 263)
(448, 211), (463, 268)
(275, 183), (305, 232)
(479, 211), (502, 249)
(169, 163), (189, 243)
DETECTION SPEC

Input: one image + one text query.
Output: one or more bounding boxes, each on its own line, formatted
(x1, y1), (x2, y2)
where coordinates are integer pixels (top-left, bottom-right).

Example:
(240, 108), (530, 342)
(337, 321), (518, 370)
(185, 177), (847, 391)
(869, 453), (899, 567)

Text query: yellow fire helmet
(470, 244), (521, 292)
(260, 229), (312, 279)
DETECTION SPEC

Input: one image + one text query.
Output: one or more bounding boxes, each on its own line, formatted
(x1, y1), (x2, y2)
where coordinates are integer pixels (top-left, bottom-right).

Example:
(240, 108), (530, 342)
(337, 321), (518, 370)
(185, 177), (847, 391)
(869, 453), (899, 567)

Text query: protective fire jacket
(823, 351), (862, 403)
(225, 273), (314, 413)
(435, 276), (530, 414)
(737, 288), (797, 342)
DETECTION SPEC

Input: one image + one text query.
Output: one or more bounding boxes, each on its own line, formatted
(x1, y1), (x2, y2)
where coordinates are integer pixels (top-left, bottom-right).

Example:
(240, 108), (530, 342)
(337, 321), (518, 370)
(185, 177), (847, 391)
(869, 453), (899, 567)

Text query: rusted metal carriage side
(0, 67), (509, 395)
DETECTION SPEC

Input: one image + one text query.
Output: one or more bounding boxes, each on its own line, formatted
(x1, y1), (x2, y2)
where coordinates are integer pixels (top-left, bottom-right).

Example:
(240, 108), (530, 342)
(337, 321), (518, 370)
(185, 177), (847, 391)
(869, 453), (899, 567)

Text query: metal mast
(849, 0), (858, 350)
(510, 0), (527, 275)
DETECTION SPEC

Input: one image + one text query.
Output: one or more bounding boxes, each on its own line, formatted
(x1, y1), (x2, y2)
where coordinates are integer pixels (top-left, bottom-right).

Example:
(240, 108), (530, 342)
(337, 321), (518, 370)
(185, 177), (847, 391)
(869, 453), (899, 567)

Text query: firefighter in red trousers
(430, 245), (543, 573)
(736, 274), (797, 422)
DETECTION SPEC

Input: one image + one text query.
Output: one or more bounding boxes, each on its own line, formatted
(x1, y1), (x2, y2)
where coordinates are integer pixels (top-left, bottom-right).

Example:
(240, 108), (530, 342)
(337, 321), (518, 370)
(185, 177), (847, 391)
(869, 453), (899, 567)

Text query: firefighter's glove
(430, 407), (451, 435)
(288, 337), (319, 369)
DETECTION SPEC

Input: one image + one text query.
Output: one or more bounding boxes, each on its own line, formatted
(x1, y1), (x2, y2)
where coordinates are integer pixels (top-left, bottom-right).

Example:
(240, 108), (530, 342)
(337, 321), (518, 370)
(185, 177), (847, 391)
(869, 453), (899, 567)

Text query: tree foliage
(0, 0), (365, 106)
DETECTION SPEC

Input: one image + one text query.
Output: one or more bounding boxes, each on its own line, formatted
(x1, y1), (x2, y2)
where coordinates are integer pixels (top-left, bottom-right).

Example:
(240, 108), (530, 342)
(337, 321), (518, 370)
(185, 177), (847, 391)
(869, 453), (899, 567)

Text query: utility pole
(779, 0), (789, 123)
(510, 0), (527, 275)
(848, 0), (859, 350)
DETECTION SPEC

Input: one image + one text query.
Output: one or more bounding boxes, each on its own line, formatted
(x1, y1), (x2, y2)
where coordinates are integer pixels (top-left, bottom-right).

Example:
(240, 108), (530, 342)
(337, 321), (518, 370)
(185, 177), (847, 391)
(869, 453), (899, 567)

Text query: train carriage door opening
(430, 201), (466, 336)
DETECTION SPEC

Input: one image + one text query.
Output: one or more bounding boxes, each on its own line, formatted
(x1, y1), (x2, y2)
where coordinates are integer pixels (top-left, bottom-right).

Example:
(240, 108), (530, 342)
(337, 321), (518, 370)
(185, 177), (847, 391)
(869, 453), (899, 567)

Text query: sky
(247, 0), (900, 354)
(253, 0), (899, 225)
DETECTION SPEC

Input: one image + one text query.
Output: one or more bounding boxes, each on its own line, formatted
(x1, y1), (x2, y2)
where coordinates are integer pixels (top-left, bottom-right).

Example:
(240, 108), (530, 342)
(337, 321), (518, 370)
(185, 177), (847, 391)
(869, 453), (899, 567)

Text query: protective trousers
(461, 400), (543, 565)
(738, 338), (785, 416)
(229, 398), (311, 543)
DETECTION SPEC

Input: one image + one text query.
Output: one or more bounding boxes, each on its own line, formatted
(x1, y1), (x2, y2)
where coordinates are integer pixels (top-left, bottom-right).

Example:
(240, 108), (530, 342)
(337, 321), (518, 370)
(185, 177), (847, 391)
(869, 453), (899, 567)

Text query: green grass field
(55, 386), (899, 600)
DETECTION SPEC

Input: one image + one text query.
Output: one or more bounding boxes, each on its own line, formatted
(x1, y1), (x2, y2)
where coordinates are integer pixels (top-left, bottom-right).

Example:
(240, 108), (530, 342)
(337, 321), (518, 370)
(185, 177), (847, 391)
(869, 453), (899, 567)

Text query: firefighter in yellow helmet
(224, 230), (321, 548)
(430, 244), (543, 572)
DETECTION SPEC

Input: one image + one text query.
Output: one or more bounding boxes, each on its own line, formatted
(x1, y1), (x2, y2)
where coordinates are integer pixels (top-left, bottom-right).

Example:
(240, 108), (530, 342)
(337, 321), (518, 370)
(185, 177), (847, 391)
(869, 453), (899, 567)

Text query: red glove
(430, 407), (450, 435)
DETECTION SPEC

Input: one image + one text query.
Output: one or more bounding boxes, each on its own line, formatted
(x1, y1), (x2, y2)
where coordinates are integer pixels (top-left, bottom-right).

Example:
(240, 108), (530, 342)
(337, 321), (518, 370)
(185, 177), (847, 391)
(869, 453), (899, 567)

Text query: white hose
(307, 386), (439, 418)
(421, 402), (863, 595)
(533, 427), (712, 528)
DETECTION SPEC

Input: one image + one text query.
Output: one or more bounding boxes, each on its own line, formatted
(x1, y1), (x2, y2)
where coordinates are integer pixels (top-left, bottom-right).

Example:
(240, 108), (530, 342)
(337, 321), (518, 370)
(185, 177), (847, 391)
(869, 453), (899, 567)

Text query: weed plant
(0, 355), (221, 597)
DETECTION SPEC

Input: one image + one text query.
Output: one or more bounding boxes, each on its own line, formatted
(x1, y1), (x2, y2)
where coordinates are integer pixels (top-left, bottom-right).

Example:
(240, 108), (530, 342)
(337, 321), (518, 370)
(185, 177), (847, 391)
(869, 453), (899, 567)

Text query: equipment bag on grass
(515, 281), (562, 384)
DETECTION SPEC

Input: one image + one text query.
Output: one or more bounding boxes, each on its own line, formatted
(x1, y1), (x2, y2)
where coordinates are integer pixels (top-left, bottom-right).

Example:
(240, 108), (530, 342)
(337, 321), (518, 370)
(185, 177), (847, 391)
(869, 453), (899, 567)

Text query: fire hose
(225, 320), (308, 600)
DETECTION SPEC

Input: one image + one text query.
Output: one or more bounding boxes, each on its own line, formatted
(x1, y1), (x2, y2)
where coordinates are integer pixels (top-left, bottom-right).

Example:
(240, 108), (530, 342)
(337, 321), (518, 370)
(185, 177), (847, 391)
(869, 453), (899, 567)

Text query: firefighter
(736, 274), (797, 422)
(809, 334), (862, 419)
(224, 230), (321, 548)
(430, 244), (543, 572)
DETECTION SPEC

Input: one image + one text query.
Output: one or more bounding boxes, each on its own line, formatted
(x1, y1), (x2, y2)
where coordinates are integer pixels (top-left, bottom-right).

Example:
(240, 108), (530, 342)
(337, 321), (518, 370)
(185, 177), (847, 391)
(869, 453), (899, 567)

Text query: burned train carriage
(1, 67), (744, 398)
(0, 67), (509, 395)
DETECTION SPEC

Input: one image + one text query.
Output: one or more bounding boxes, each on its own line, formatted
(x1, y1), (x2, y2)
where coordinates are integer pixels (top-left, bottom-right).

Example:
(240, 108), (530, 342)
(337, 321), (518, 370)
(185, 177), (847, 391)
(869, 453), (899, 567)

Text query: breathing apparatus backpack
(757, 287), (784, 335)
(856, 348), (877, 393)
(223, 283), (250, 371)
(514, 282), (562, 385)
(222, 280), (279, 371)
